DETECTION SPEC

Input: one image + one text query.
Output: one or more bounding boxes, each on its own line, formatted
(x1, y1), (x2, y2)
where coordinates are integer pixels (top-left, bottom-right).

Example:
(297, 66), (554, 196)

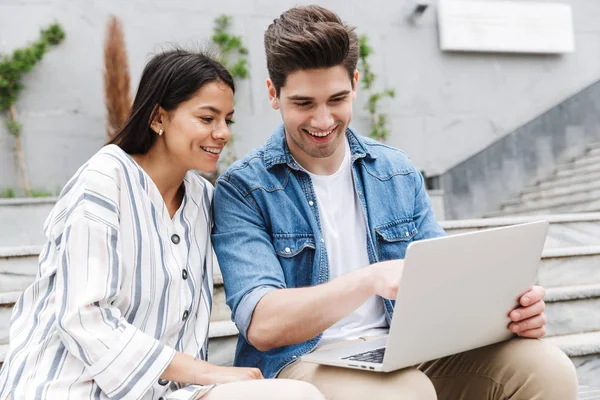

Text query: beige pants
(279, 337), (579, 400)
(203, 378), (325, 400)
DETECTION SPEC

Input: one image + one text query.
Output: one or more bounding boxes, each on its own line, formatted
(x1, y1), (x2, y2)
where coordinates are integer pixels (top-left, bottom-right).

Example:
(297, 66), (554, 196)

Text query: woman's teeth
(201, 147), (222, 154)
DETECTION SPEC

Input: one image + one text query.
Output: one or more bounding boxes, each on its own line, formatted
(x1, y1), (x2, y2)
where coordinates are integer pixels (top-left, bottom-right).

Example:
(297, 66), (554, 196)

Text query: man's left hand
(508, 285), (547, 338)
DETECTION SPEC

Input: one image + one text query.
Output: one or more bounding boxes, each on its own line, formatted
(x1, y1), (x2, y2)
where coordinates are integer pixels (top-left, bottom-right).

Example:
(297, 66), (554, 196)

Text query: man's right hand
(206, 365), (264, 384)
(364, 259), (404, 300)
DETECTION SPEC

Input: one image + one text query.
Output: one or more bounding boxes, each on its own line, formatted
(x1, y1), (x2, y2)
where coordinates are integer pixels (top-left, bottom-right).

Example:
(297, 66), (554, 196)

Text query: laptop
(301, 221), (549, 372)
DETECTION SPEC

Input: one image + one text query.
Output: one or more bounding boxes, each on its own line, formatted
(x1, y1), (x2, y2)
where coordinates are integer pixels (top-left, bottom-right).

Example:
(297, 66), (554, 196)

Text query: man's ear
(150, 105), (167, 133)
(266, 79), (280, 110)
(352, 70), (359, 101)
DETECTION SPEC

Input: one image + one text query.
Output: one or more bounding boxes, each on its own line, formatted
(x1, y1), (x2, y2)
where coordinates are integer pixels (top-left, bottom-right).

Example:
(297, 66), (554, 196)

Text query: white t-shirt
(305, 140), (388, 346)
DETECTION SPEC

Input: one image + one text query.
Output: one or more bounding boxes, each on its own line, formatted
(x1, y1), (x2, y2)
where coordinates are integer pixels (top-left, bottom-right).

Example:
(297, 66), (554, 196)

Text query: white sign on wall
(438, 0), (575, 54)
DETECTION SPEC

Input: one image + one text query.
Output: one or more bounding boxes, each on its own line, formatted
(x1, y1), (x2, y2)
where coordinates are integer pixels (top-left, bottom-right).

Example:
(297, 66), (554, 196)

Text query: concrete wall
(2, 0), (600, 193)
(438, 79), (600, 219)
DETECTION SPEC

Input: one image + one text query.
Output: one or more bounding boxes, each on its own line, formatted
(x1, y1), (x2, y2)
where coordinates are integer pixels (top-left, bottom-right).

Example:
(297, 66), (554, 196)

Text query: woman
(0, 49), (324, 400)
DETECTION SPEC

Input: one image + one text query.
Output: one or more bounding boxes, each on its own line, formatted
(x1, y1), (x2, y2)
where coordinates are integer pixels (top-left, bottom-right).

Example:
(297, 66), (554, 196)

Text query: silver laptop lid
(381, 221), (549, 371)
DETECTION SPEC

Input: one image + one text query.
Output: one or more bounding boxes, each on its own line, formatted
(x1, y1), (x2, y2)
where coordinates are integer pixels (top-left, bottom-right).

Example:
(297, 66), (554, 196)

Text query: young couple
(0, 5), (578, 400)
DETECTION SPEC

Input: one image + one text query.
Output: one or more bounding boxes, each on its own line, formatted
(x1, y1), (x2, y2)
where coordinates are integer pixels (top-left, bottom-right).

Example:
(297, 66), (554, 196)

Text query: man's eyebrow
(287, 90), (351, 101)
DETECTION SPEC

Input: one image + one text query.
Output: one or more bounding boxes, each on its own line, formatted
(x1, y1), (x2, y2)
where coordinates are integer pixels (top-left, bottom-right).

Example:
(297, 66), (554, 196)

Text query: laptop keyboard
(341, 347), (385, 364)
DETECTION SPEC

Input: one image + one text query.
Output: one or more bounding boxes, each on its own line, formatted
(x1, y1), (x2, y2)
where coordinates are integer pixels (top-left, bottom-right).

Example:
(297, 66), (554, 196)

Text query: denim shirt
(212, 125), (446, 378)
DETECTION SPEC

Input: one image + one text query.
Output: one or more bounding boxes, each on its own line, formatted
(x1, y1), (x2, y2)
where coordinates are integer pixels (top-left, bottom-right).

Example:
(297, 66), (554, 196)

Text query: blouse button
(182, 310), (190, 321)
(182, 269), (188, 280)
(158, 379), (169, 386)
(171, 234), (180, 244)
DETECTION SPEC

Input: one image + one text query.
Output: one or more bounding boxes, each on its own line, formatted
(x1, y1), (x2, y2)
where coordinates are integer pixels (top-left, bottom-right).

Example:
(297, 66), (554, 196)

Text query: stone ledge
(579, 387), (600, 399)
(546, 284), (600, 303)
(440, 213), (600, 230)
(0, 291), (21, 305)
(0, 197), (57, 206)
(209, 320), (238, 338)
(0, 246), (43, 258)
(543, 246), (600, 259)
(502, 188), (600, 211)
(544, 331), (600, 357)
(0, 344), (7, 363)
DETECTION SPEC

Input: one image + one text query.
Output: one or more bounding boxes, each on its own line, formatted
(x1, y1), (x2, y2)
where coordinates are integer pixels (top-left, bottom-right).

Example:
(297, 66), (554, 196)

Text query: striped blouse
(0, 145), (214, 399)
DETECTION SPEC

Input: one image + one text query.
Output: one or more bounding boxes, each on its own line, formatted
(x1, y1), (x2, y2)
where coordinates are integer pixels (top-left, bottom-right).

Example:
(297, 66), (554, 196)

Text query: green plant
(30, 189), (54, 198)
(204, 15), (250, 184)
(358, 35), (395, 142)
(0, 188), (15, 198)
(212, 15), (249, 81)
(0, 23), (66, 196)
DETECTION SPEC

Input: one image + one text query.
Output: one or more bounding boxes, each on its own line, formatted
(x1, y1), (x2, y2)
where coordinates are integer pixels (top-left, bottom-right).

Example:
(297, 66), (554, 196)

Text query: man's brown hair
(264, 5), (359, 96)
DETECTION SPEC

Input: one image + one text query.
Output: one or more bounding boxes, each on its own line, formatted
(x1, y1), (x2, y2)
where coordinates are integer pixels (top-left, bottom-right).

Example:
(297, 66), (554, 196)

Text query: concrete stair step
(486, 204), (600, 218)
(0, 246), (40, 293)
(0, 344), (8, 365)
(500, 188), (600, 213)
(579, 387), (600, 400)
(531, 169), (600, 192)
(520, 179), (600, 203)
(0, 292), (19, 347)
(207, 320), (238, 366)
(0, 198), (55, 247)
(545, 284), (600, 337)
(490, 196), (600, 217)
(544, 331), (600, 387)
(442, 213), (600, 248)
(538, 246), (600, 288)
(555, 162), (600, 179)
(555, 153), (600, 172)
(588, 144), (600, 157)
(212, 276), (229, 323)
(582, 142), (600, 155)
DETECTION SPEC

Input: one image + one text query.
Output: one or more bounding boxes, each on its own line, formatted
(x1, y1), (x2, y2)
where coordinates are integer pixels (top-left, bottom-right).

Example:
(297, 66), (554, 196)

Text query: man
(212, 5), (578, 399)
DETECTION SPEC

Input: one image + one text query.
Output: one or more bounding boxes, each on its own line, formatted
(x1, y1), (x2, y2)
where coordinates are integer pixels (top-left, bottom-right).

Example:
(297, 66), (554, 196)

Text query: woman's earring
(158, 129), (163, 136)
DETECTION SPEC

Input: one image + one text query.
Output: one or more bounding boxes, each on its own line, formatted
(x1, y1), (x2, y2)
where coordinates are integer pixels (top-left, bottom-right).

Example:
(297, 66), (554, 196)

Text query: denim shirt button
(405, 232), (410, 237)
(285, 247), (291, 253)
(320, 238), (325, 243)
(308, 200), (314, 206)
(292, 355), (297, 359)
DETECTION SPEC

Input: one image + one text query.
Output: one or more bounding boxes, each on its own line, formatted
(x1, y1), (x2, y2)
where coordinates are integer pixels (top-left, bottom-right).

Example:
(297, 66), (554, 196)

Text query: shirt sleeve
(54, 199), (175, 399)
(211, 177), (287, 340)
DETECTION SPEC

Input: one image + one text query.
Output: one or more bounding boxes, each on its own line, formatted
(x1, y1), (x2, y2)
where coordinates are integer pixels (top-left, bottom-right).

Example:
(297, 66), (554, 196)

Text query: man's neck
(288, 138), (347, 176)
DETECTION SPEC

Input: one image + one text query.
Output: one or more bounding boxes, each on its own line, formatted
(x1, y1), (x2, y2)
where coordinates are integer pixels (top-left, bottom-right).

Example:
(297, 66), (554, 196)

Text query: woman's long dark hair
(108, 49), (235, 154)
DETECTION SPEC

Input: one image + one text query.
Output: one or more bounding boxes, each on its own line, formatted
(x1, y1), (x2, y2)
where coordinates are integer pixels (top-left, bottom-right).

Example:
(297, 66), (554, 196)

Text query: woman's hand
(161, 351), (263, 386)
(203, 365), (263, 384)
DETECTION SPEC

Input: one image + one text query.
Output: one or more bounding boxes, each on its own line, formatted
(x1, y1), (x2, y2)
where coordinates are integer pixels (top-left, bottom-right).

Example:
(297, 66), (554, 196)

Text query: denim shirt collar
(263, 124), (377, 170)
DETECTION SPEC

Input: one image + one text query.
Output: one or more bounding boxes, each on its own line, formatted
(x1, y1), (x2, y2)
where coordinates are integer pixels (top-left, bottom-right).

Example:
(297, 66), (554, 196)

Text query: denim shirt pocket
(374, 220), (418, 261)
(272, 234), (316, 287)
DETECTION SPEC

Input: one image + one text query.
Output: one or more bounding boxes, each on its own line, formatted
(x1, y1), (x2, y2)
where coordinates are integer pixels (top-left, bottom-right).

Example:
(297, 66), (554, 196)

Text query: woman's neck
(131, 146), (187, 218)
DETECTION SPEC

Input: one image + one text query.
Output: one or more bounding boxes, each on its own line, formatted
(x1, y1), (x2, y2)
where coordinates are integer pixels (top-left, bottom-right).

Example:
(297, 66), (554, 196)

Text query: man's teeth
(201, 147), (222, 154)
(307, 127), (335, 137)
